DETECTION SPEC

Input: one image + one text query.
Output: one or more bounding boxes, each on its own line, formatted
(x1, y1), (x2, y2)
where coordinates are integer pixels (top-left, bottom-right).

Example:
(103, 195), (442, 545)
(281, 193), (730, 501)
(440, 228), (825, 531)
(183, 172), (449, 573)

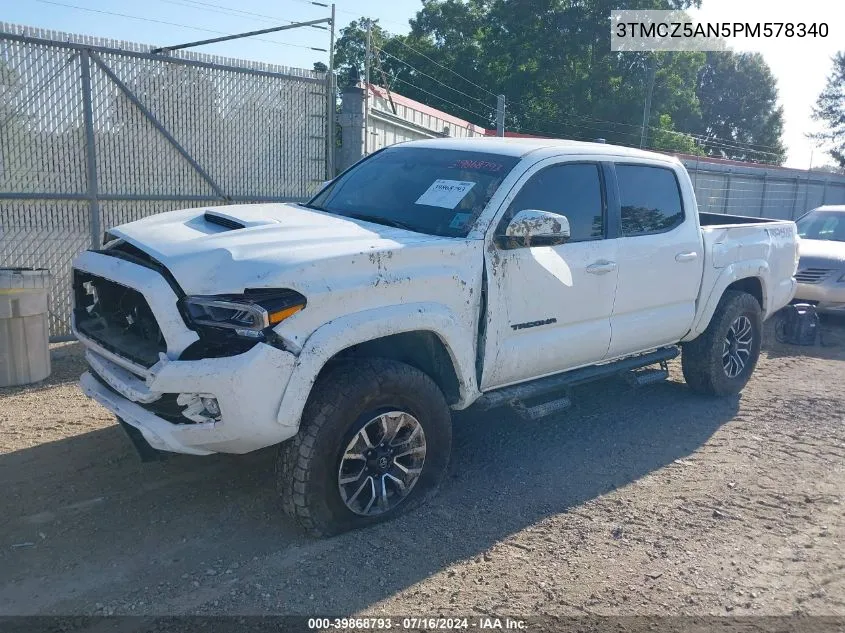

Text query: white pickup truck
(72, 138), (798, 535)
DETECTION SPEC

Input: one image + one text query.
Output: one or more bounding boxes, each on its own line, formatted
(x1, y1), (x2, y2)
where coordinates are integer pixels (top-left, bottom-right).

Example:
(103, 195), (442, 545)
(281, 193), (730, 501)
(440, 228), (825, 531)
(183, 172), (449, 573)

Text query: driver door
(481, 159), (619, 390)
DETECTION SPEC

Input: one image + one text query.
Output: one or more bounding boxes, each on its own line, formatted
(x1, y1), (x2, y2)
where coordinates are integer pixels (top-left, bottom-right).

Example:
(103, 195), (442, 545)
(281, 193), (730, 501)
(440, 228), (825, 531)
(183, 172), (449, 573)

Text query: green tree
(391, 0), (708, 137)
(811, 51), (845, 168)
(651, 113), (704, 155)
(328, 0), (784, 164)
(333, 18), (394, 89)
(691, 52), (785, 163)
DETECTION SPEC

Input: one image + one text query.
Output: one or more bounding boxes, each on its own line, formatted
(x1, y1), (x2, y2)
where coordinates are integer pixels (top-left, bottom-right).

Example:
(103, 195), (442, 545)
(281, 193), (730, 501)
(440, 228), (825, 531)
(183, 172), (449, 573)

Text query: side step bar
(475, 346), (679, 412)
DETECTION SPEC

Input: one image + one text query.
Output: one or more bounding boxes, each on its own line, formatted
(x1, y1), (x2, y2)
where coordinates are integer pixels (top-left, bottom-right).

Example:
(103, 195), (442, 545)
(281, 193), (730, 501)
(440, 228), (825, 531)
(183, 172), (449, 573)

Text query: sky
(1, 0), (841, 169)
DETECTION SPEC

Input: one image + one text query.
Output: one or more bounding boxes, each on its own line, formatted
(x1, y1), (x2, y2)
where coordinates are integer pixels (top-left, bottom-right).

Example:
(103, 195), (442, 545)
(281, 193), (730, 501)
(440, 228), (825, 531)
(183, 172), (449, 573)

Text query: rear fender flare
(683, 261), (769, 342)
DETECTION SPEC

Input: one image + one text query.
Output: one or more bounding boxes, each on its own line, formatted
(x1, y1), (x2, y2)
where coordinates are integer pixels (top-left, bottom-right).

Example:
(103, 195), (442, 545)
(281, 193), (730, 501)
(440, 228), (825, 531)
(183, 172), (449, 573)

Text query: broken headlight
(182, 289), (306, 338)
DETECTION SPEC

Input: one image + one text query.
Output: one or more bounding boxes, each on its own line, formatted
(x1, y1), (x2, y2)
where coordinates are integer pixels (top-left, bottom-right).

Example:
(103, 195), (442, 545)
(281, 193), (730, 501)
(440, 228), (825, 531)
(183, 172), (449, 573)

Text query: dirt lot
(1, 317), (844, 619)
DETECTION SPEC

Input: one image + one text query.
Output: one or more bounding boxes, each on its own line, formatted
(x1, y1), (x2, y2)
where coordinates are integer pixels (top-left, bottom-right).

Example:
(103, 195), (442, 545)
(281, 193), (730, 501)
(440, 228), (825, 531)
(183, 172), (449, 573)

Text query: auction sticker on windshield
(416, 179), (476, 209)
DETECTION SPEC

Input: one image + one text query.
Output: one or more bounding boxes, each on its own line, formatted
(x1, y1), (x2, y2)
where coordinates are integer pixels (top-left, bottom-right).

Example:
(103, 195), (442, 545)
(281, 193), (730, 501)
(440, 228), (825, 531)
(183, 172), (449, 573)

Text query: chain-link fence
(0, 23), (328, 339)
(684, 159), (845, 220)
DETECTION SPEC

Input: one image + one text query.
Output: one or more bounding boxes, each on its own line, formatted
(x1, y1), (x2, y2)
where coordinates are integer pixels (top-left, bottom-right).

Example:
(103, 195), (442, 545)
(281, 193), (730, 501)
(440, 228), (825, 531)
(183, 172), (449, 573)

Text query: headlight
(182, 289), (306, 338)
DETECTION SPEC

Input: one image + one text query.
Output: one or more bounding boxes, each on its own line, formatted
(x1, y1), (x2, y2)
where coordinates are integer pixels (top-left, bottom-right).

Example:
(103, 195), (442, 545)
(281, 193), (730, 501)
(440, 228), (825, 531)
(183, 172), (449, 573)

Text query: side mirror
(497, 209), (571, 248)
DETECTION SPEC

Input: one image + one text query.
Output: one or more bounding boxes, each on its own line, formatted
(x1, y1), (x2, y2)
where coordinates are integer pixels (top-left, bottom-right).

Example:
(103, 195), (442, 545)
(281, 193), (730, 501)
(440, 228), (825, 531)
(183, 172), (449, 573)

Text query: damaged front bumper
(80, 341), (298, 455)
(73, 249), (300, 456)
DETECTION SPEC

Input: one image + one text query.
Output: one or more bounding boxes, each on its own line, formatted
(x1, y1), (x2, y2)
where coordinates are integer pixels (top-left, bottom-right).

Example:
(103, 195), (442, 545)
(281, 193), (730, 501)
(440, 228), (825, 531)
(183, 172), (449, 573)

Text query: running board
(512, 395), (572, 421)
(624, 366), (670, 387)
(475, 346), (679, 411)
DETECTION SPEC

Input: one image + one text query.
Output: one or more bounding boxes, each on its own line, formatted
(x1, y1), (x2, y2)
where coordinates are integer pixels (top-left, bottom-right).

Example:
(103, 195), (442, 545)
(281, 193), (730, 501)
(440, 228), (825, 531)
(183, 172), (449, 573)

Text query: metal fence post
(326, 3), (336, 179)
(721, 170), (732, 214)
(80, 49), (100, 248)
(496, 95), (505, 137)
(759, 173), (768, 217)
(802, 174), (811, 214)
(790, 176), (800, 219)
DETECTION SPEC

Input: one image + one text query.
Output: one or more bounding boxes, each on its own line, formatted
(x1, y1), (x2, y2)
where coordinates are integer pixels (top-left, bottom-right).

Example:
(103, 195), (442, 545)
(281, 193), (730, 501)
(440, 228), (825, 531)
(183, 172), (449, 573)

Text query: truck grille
(795, 268), (833, 284)
(73, 270), (166, 367)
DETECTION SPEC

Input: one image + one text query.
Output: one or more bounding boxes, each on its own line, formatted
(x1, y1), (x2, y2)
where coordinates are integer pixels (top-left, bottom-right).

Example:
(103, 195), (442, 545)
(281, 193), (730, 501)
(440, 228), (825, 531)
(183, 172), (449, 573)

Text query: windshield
(307, 147), (521, 237)
(796, 210), (845, 242)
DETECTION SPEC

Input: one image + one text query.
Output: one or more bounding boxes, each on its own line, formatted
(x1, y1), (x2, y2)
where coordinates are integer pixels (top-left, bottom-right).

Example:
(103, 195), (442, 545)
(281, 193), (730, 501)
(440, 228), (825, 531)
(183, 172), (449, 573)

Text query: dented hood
(109, 203), (456, 295)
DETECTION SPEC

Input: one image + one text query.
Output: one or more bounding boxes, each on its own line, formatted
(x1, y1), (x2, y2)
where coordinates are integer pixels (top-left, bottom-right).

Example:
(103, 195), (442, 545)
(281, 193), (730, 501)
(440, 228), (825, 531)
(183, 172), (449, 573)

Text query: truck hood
(109, 203), (459, 295)
(798, 238), (845, 268)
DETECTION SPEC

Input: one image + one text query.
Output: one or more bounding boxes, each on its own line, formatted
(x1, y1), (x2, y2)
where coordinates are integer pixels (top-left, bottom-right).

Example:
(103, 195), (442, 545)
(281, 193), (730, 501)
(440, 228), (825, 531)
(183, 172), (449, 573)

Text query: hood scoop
(204, 211), (246, 231)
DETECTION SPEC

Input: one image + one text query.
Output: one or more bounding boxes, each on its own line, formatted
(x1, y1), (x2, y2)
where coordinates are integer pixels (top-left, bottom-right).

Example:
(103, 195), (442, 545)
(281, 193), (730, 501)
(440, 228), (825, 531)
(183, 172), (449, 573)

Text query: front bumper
(81, 341), (298, 455)
(794, 280), (845, 313)
(73, 249), (300, 455)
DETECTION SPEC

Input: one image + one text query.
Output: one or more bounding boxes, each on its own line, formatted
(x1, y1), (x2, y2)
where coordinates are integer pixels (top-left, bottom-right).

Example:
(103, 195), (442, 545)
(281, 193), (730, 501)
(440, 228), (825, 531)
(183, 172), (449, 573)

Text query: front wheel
(277, 358), (452, 537)
(682, 290), (762, 396)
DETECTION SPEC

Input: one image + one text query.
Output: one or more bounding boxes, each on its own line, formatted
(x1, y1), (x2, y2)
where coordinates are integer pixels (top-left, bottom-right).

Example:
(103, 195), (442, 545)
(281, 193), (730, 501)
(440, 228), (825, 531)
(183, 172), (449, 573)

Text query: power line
(505, 87), (786, 154)
(287, 0), (330, 7)
(156, 0), (327, 30)
(386, 74), (493, 124)
(34, 0), (327, 52)
(371, 49), (776, 158)
(515, 119), (780, 163)
(511, 123), (779, 164)
(509, 99), (785, 154)
(393, 38), (498, 99)
(374, 47), (495, 113)
(388, 45), (779, 156)
(515, 111), (782, 158)
(331, 11), (784, 156)
(333, 10), (496, 101)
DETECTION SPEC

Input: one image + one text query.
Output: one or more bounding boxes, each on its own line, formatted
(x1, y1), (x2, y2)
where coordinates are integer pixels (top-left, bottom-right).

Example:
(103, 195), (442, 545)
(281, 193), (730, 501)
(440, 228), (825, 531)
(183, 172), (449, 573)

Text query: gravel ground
(1, 317), (843, 618)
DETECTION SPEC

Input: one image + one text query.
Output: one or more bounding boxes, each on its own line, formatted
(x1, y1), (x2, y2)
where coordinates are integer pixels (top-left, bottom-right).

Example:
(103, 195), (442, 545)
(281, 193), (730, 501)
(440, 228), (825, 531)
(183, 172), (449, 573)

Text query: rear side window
(616, 165), (684, 236)
(504, 163), (605, 242)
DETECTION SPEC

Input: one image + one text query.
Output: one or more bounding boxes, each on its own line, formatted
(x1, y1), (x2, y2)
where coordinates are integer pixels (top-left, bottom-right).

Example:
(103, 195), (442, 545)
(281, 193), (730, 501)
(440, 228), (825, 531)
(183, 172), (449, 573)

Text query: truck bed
(699, 212), (785, 226)
(694, 213), (798, 328)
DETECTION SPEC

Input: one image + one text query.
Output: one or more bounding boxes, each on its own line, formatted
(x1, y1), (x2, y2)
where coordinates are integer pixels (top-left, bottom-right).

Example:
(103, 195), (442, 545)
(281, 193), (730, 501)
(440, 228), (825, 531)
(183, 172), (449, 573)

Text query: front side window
(307, 147), (520, 238)
(616, 165), (684, 236)
(501, 163), (605, 242)
(797, 210), (845, 242)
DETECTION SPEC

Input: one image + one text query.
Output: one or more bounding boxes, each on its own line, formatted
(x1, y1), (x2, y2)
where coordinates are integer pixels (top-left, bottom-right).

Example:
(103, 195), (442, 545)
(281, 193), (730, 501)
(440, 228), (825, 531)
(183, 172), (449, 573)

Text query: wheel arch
(275, 303), (480, 430)
(324, 331), (461, 405)
(683, 264), (769, 342)
(725, 276), (764, 310)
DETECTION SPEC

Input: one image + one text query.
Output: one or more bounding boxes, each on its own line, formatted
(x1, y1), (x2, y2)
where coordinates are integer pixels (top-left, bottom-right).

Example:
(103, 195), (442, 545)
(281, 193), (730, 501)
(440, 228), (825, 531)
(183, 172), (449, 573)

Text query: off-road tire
(277, 358), (452, 537)
(682, 290), (762, 396)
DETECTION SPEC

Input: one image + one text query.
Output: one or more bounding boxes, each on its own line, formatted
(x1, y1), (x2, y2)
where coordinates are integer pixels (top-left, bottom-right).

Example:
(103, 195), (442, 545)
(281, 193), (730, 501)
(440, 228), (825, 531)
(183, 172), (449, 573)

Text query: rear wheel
(277, 358), (452, 537)
(682, 290), (762, 396)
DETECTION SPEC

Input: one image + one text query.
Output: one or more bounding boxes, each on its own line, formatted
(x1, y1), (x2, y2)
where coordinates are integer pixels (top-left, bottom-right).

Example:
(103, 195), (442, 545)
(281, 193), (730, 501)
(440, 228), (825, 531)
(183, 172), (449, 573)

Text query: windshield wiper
(298, 202), (325, 212)
(346, 213), (419, 232)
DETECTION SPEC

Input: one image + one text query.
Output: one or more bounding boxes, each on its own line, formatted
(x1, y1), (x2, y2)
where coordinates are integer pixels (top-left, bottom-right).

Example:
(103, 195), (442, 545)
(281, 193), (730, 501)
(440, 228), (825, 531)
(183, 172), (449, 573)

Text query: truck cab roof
(396, 136), (683, 165)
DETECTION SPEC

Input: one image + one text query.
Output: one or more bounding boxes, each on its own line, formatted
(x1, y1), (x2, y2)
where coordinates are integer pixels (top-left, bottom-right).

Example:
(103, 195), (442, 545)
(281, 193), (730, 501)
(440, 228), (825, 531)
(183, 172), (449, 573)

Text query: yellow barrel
(0, 268), (51, 387)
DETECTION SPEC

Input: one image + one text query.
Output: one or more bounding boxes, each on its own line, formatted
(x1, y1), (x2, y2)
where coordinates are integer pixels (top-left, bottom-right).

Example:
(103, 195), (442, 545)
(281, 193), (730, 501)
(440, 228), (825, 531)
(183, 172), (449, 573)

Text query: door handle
(586, 260), (617, 275)
(675, 251), (698, 263)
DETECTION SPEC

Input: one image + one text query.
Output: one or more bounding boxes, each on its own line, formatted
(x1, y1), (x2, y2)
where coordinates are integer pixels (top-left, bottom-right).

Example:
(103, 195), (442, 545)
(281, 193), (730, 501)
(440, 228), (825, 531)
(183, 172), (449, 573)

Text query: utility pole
(640, 54), (657, 149)
(326, 3), (336, 178)
(496, 94), (505, 137)
(364, 21), (372, 155)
